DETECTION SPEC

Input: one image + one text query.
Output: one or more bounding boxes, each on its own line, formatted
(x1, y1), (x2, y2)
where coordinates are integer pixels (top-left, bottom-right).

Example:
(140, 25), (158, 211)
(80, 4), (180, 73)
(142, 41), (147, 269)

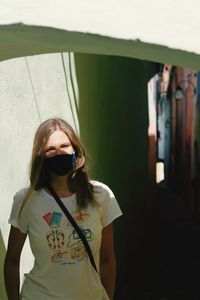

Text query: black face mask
(46, 154), (76, 176)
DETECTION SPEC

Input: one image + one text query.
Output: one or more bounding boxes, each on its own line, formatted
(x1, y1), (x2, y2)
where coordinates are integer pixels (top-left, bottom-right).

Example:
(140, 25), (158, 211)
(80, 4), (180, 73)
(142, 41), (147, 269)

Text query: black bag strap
(46, 184), (97, 272)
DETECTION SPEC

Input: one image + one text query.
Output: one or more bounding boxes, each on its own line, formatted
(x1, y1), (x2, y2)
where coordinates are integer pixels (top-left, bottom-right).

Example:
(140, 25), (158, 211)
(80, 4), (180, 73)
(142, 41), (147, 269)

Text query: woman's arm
(100, 224), (116, 300)
(4, 226), (27, 300)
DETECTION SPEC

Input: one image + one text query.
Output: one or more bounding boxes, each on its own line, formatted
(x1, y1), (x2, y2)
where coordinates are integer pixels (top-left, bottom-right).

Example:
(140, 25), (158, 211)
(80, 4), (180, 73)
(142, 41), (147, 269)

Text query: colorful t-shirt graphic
(43, 209), (93, 264)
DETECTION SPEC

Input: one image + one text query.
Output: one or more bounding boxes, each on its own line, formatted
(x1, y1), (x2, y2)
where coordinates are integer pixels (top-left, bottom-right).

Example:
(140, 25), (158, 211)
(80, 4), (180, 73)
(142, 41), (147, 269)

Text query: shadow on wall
(74, 53), (158, 299)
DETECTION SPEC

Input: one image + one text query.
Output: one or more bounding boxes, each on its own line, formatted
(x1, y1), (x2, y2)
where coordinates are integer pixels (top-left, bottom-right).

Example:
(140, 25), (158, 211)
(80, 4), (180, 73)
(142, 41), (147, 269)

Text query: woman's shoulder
(90, 180), (115, 201)
(90, 180), (112, 192)
(14, 187), (28, 200)
(13, 188), (41, 211)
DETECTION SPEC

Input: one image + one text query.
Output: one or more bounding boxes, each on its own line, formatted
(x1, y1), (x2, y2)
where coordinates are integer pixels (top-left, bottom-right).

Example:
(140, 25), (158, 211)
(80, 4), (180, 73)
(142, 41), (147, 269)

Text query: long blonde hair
(21, 118), (95, 212)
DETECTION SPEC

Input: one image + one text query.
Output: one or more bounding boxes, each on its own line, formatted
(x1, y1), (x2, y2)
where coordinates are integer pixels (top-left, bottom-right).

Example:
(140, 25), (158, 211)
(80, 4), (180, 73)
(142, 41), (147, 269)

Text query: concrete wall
(0, 52), (79, 297)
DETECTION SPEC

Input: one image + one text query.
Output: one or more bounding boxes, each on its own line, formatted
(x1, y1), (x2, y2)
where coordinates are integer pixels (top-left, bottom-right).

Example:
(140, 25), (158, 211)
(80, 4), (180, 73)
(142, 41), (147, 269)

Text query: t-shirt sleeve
(101, 187), (122, 227)
(8, 189), (28, 234)
(92, 181), (122, 228)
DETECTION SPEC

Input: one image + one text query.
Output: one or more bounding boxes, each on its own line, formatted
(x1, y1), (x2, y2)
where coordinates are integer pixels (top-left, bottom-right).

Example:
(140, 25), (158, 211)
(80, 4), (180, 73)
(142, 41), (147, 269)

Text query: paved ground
(141, 183), (200, 299)
(159, 220), (200, 299)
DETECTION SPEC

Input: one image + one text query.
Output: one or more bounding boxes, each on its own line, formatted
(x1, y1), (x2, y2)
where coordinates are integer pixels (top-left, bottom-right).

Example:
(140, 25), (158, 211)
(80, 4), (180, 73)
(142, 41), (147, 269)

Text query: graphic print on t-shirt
(42, 210), (93, 265)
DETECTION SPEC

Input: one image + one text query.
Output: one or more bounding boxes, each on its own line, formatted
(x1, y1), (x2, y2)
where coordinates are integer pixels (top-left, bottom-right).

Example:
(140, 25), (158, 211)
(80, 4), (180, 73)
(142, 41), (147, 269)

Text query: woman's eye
(46, 149), (56, 153)
(62, 145), (70, 149)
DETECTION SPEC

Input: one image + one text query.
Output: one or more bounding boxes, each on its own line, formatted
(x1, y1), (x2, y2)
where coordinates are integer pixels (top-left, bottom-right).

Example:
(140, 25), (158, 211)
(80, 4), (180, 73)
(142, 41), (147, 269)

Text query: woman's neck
(49, 174), (73, 197)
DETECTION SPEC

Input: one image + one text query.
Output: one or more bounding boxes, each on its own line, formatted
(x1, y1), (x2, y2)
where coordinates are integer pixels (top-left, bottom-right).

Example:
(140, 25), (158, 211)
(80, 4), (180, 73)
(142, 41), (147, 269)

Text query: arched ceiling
(1, 0), (200, 69)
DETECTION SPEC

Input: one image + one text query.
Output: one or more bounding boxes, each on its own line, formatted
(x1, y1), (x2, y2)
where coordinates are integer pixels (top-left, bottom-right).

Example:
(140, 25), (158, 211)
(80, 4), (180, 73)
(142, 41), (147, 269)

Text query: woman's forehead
(46, 130), (70, 146)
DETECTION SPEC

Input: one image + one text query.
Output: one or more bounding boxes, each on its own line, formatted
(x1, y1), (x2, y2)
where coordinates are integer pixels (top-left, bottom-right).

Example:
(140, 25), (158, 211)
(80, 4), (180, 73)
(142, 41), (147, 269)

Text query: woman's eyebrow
(46, 146), (56, 151)
(46, 143), (70, 150)
(60, 142), (71, 147)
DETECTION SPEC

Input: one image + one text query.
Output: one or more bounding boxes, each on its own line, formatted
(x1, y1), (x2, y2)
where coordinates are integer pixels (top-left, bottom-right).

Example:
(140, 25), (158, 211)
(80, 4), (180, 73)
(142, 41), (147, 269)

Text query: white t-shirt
(9, 180), (122, 300)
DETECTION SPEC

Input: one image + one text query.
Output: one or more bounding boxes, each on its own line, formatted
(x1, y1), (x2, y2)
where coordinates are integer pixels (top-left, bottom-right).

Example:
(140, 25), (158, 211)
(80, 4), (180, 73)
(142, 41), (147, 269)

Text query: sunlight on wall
(0, 52), (80, 292)
(148, 75), (158, 137)
(156, 161), (165, 183)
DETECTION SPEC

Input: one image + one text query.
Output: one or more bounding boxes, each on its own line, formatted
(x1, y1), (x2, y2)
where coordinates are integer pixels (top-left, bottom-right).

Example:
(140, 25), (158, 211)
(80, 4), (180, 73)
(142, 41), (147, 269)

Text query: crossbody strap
(46, 184), (97, 272)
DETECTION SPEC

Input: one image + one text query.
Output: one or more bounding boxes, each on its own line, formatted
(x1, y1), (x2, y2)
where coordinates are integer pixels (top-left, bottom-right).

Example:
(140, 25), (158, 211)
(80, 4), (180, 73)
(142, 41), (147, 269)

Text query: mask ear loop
(72, 153), (77, 169)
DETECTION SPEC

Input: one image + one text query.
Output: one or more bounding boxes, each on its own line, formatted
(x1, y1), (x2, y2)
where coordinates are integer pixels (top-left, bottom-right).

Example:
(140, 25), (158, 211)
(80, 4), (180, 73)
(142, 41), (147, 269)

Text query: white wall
(1, 0), (200, 54)
(0, 52), (79, 288)
(1, 1), (200, 69)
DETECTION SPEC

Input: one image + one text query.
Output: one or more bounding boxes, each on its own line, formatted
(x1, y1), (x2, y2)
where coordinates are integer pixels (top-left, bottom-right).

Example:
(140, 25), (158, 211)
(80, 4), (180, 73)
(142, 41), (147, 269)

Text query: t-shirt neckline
(41, 188), (76, 201)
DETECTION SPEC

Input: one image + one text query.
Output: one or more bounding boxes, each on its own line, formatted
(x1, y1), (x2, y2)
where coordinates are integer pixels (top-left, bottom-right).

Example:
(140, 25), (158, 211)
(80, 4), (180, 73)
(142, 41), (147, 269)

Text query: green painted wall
(75, 53), (157, 298)
(1, 25), (200, 70)
(0, 230), (6, 300)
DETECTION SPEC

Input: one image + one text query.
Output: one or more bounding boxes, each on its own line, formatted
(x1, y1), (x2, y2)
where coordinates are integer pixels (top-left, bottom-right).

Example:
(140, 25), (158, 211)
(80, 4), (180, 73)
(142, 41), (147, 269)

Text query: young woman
(4, 118), (122, 300)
